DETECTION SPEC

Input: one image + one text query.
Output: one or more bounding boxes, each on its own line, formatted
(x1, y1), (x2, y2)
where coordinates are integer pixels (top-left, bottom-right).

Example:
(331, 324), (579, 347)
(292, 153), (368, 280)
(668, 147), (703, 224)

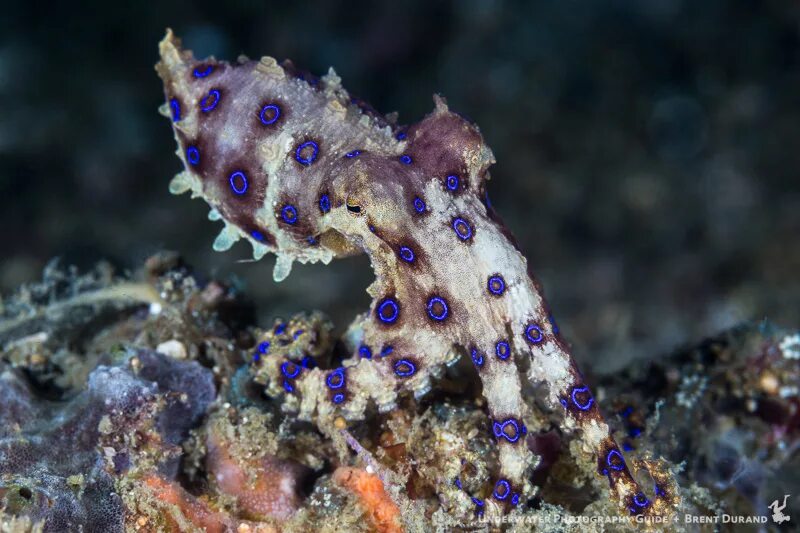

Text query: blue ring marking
(281, 204), (298, 225)
(398, 246), (415, 263)
(283, 379), (294, 393)
(623, 442), (634, 452)
(493, 419), (521, 443)
(259, 103), (281, 125)
(300, 355), (315, 369)
(620, 406), (634, 418)
(396, 131), (407, 140)
(560, 398), (568, 408)
(452, 217), (473, 240)
(606, 449), (625, 471)
(629, 427), (642, 438)
(633, 492), (650, 508)
(521, 424), (527, 435)
(511, 493), (520, 506)
(412, 196), (426, 213)
(358, 345), (372, 359)
(493, 479), (511, 500)
(169, 98), (181, 122)
(654, 484), (666, 497)
(293, 329), (305, 339)
(524, 323), (544, 344)
(332, 393), (345, 404)
(394, 359), (417, 377)
(446, 175), (459, 191)
(471, 347), (485, 368)
(200, 89), (220, 112)
(274, 323), (287, 335)
(281, 361), (301, 379)
(570, 386), (594, 410)
(426, 296), (449, 321)
(251, 230), (266, 242)
(344, 150), (361, 158)
(229, 171), (248, 195)
(258, 341), (271, 354)
(376, 298), (400, 324)
(318, 193), (331, 214)
(454, 478), (462, 490)
(252, 352), (261, 363)
(495, 340), (510, 360)
(399, 154), (412, 165)
(193, 65), (213, 78)
(295, 140), (319, 166)
(380, 345), (394, 357)
(325, 368), (346, 390)
(471, 497), (484, 507)
(186, 146), (200, 165)
(487, 275), (505, 296)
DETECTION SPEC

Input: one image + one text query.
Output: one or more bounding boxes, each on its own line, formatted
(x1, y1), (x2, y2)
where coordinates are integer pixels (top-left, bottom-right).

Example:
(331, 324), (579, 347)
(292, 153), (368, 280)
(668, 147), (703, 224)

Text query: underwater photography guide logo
(769, 495), (790, 524)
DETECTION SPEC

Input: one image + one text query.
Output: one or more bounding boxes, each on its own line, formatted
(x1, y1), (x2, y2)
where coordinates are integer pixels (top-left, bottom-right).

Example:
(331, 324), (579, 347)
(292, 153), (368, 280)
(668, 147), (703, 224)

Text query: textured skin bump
(156, 30), (676, 517)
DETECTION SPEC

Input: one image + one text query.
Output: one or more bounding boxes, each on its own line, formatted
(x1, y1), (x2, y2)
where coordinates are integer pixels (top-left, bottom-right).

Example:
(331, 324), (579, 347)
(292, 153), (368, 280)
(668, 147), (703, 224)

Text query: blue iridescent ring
(607, 449), (625, 471)
(318, 193), (331, 214)
(380, 345), (394, 357)
(399, 154), (412, 165)
(259, 103), (281, 125)
(495, 340), (510, 360)
(570, 386), (594, 411)
(186, 146), (200, 166)
(413, 196), (426, 213)
(493, 479), (511, 500)
(169, 98), (181, 122)
(398, 246), (415, 263)
(344, 150), (361, 158)
(487, 275), (505, 296)
(332, 393), (345, 404)
(193, 65), (213, 78)
(326, 368), (345, 390)
(358, 345), (372, 359)
(446, 175), (459, 191)
(633, 492), (650, 508)
(200, 89), (220, 112)
(280, 361), (301, 379)
(493, 419), (521, 443)
(376, 298), (400, 324)
(511, 493), (520, 506)
(394, 359), (417, 377)
(295, 140), (319, 166)
(471, 347), (485, 368)
(452, 217), (473, 240)
(229, 171), (248, 195)
(426, 296), (449, 321)
(281, 205), (298, 224)
(258, 341), (270, 354)
(283, 380), (294, 393)
(524, 323), (544, 344)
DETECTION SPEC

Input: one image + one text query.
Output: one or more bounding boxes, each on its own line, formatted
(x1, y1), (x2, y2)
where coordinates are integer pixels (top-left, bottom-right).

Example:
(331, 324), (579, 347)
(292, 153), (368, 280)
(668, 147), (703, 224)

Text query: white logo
(768, 495), (791, 524)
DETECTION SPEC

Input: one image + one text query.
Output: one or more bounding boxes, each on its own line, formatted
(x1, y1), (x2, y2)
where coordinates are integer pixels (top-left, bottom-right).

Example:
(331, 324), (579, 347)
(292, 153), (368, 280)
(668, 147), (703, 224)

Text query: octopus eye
(346, 198), (362, 214)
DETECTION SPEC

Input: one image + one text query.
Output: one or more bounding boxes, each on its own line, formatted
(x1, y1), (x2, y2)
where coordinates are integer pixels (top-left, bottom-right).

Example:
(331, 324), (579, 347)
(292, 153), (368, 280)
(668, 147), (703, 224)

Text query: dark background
(1, 0), (798, 373)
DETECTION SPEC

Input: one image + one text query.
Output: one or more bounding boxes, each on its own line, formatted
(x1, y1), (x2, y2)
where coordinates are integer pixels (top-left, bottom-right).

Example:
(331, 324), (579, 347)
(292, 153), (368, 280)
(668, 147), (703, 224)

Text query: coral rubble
(1, 258), (797, 531)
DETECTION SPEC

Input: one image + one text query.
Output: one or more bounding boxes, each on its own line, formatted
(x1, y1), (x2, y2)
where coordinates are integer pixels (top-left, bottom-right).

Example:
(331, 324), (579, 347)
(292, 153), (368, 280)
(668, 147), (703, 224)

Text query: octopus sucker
(155, 29), (677, 517)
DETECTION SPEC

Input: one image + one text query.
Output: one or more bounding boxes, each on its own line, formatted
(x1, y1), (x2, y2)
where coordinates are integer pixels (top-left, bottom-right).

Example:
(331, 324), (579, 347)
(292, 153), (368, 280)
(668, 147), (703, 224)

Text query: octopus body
(156, 30), (676, 519)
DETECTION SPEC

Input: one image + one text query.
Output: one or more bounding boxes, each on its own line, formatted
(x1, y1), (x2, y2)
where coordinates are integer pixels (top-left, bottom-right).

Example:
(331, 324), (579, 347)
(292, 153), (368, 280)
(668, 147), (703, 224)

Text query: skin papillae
(156, 29), (676, 518)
